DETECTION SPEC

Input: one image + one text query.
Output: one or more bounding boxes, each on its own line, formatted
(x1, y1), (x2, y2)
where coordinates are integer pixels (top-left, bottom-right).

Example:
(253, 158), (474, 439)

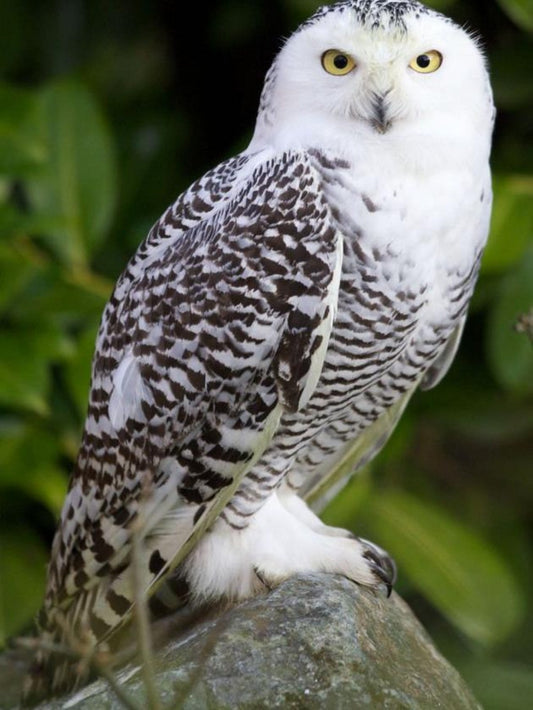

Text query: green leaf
(482, 175), (533, 275)
(0, 420), (67, 514)
(0, 322), (73, 414)
(8, 262), (111, 324)
(0, 83), (46, 177)
(0, 239), (37, 312)
(367, 491), (525, 645)
(487, 249), (533, 394)
(496, 0), (533, 31)
(25, 79), (117, 267)
(0, 202), (66, 242)
(64, 324), (99, 419)
(414, 363), (533, 441)
(0, 530), (47, 646)
(460, 661), (533, 710)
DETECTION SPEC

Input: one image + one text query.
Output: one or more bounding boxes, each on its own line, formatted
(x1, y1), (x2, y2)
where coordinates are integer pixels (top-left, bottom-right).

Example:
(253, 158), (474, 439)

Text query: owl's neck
(250, 109), (487, 181)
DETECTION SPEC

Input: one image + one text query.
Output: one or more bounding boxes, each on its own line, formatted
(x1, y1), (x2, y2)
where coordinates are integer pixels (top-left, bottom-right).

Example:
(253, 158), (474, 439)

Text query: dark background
(0, 1), (532, 707)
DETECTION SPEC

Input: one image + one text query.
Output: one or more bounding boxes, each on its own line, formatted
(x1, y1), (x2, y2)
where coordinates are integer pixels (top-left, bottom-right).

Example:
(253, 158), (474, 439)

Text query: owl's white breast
(314, 128), (491, 323)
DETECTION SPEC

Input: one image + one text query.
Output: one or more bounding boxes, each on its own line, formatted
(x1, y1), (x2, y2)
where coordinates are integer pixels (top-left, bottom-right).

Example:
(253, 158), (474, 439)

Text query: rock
(1, 574), (481, 709)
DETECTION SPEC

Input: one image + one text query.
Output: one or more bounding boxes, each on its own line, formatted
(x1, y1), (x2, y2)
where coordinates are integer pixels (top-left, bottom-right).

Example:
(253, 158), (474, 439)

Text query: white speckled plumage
(23, 1), (494, 703)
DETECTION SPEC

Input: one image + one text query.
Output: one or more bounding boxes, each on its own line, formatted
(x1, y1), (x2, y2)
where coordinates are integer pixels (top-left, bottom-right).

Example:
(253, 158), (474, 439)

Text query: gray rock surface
(1, 574), (481, 709)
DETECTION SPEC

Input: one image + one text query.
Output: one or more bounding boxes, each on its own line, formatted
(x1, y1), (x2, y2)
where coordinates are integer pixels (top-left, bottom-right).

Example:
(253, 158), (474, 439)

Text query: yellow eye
(321, 49), (356, 76)
(409, 50), (443, 73)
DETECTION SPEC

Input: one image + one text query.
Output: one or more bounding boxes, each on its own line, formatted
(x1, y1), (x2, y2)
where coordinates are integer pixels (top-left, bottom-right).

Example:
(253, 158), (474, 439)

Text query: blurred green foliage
(0, 1), (531, 707)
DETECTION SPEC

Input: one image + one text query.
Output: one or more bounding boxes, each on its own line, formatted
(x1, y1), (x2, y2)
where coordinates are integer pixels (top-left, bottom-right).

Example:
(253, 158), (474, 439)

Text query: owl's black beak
(370, 91), (392, 134)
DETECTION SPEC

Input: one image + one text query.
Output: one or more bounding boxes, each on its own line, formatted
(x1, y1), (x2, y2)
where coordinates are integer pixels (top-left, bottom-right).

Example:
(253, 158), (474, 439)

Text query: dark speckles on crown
(299, 0), (434, 33)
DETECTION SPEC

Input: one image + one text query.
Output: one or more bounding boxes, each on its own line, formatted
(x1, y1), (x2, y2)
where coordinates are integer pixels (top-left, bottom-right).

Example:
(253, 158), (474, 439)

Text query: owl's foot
(182, 490), (396, 603)
(252, 536), (395, 597)
(278, 486), (396, 595)
(251, 529), (396, 598)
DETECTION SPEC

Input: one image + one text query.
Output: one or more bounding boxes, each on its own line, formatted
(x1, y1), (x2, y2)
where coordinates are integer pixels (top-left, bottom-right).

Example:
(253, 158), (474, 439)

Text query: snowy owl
(24, 0), (494, 702)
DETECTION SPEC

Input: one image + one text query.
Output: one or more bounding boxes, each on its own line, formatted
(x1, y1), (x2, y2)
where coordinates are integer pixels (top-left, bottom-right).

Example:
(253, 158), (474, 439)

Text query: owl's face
(255, 1), (493, 156)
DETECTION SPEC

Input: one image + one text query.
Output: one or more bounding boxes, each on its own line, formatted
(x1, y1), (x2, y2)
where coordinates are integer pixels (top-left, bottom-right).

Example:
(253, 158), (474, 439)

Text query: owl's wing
(44, 149), (342, 641)
(419, 318), (466, 390)
(302, 319), (468, 513)
(302, 386), (419, 512)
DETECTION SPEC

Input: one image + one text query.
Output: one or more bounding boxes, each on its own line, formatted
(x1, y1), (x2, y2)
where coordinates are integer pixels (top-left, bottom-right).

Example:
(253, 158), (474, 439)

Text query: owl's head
(252, 0), (494, 155)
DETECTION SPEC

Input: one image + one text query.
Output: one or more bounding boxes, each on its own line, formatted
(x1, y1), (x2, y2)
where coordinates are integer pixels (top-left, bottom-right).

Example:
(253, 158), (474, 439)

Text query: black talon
(359, 538), (397, 597)
(253, 566), (273, 591)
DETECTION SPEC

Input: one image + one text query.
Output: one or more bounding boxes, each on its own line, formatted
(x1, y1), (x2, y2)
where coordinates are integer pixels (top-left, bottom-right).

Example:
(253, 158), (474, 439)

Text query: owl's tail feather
(21, 519), (196, 706)
(21, 607), (97, 708)
(21, 576), (138, 706)
(22, 648), (91, 708)
(22, 569), (194, 707)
